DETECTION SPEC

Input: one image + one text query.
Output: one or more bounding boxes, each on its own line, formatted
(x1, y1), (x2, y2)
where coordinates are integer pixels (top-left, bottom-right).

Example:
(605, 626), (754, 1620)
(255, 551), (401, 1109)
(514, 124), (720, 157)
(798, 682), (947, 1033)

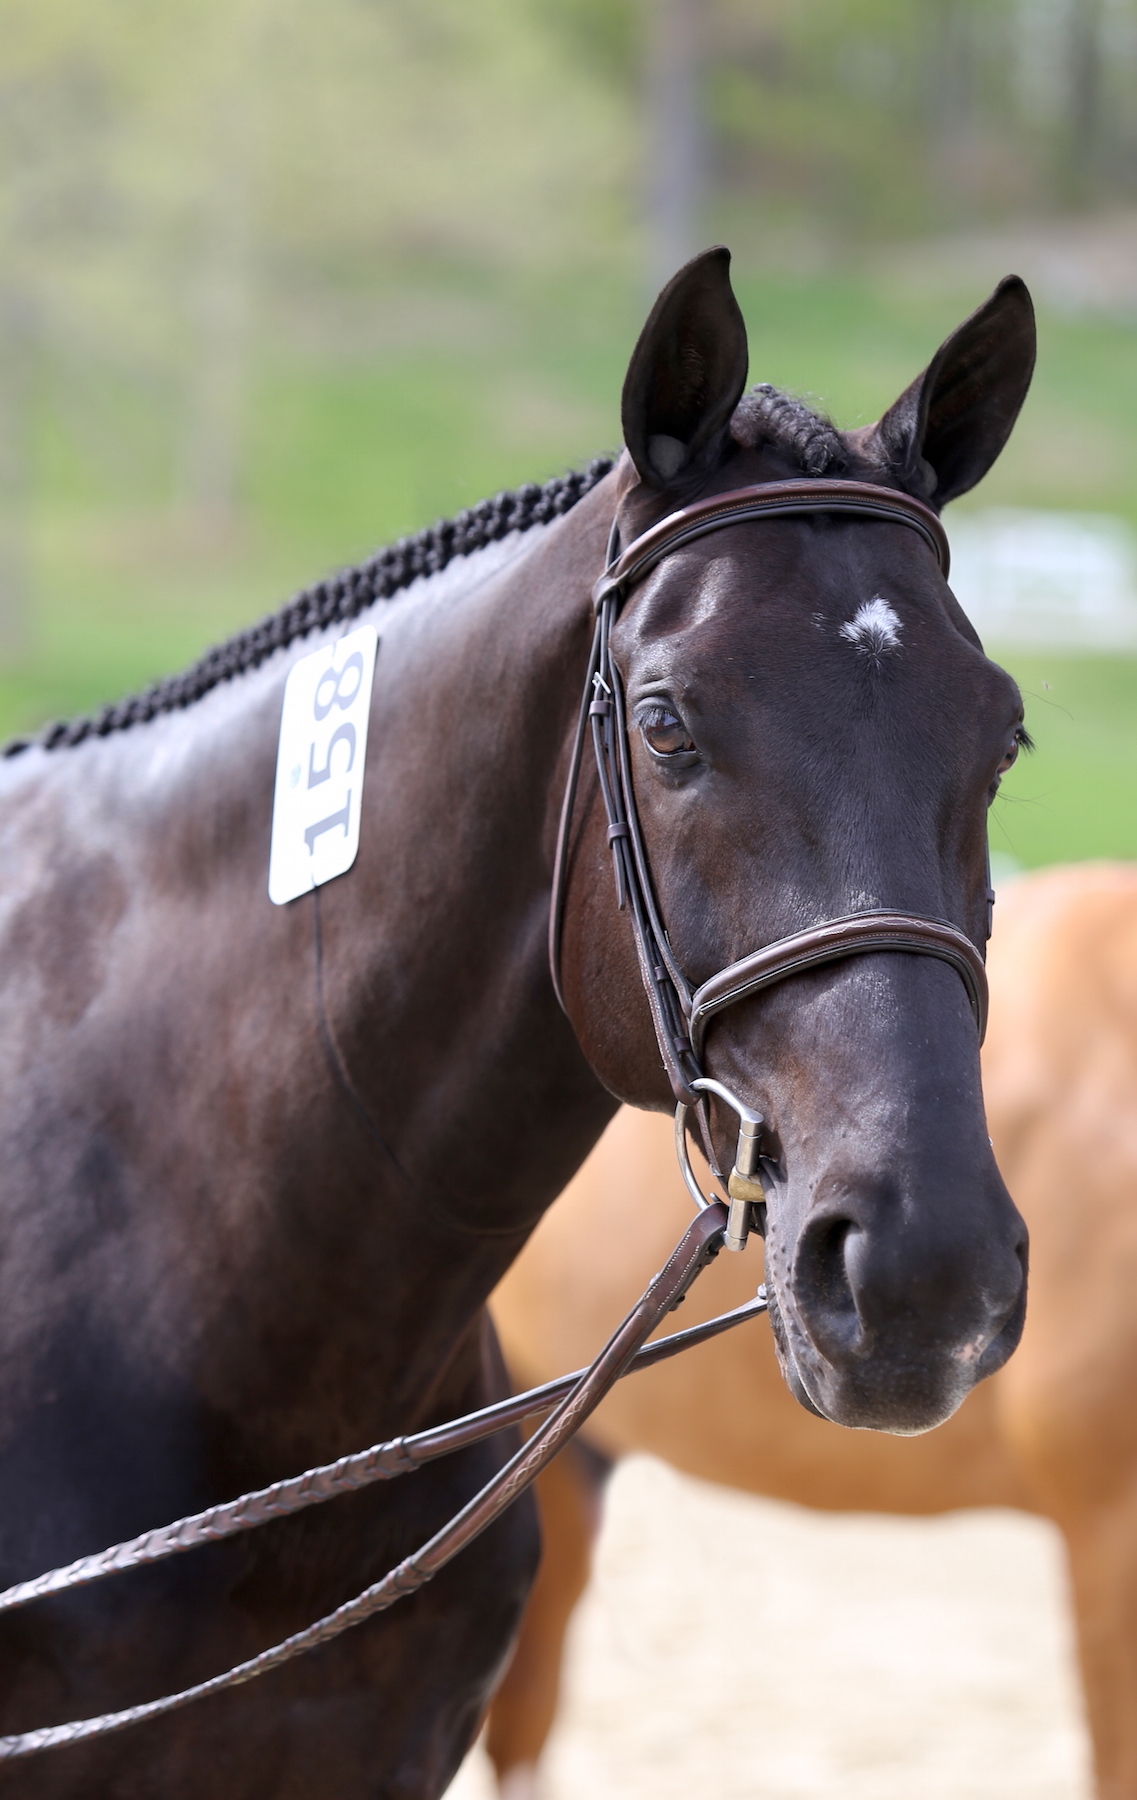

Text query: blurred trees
(0, 0), (1136, 648)
(708, 0), (1137, 250)
(0, 0), (636, 640)
(644, 0), (705, 291)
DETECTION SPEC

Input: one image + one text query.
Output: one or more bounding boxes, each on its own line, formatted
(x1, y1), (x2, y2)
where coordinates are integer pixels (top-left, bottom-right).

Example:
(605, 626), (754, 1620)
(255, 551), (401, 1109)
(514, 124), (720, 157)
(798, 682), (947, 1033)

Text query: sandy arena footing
(450, 1454), (1091, 1800)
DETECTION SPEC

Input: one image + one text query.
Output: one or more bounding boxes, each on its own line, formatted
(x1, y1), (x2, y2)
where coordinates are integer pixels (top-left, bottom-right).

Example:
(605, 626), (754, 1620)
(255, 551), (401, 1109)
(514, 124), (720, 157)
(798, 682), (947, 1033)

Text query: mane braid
(6, 457), (615, 758)
(730, 384), (847, 477)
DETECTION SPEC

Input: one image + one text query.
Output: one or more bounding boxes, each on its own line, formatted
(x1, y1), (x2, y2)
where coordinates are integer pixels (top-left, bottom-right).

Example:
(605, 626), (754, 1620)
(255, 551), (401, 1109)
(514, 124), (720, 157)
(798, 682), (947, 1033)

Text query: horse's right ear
(622, 247), (749, 491)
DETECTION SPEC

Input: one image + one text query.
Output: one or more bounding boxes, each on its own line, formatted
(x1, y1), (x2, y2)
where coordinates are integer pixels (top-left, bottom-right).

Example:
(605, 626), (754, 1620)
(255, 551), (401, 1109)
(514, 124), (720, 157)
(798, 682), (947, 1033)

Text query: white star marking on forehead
(840, 596), (902, 657)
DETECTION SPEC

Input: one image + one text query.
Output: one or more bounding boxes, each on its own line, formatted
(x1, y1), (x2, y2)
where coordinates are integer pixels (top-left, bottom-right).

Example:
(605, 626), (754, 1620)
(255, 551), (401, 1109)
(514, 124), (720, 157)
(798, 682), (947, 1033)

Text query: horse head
(559, 248), (1033, 1435)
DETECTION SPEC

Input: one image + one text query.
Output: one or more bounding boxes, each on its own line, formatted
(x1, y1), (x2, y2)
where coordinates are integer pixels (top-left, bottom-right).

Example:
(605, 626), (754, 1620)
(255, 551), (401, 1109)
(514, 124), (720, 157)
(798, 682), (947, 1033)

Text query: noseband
(549, 476), (989, 1241)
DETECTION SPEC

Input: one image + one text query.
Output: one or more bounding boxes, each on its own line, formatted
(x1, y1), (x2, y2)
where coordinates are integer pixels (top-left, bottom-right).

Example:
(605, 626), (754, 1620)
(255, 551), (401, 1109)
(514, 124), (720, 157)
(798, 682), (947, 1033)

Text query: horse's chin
(764, 1283), (1013, 1437)
(765, 1293), (831, 1421)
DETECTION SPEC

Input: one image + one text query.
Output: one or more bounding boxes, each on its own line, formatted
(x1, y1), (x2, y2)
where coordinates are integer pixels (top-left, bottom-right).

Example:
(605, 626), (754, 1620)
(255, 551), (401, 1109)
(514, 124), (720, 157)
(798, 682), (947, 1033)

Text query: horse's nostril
(975, 1229), (1029, 1375)
(793, 1214), (862, 1360)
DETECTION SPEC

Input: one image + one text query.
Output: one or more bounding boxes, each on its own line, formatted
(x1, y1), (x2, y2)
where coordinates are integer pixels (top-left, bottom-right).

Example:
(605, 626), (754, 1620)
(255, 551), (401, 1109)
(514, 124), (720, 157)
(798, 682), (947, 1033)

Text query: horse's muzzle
(766, 1171), (1028, 1434)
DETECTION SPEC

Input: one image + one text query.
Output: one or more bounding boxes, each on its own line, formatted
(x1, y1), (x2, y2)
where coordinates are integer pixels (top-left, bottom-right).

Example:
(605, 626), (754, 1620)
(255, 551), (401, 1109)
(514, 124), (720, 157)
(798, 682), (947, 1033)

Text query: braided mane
(730, 384), (847, 477)
(8, 384), (842, 759)
(6, 457), (616, 758)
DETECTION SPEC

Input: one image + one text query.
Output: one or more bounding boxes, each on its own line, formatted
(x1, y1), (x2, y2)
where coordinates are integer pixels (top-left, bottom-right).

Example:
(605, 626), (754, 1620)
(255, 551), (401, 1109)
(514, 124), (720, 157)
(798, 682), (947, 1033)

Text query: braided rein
(0, 1206), (762, 1760)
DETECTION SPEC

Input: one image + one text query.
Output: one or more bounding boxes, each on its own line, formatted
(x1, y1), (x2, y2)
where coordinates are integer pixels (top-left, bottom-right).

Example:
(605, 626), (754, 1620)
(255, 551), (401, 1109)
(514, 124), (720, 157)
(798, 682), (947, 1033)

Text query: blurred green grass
(988, 652), (1137, 868)
(6, 270), (1136, 870)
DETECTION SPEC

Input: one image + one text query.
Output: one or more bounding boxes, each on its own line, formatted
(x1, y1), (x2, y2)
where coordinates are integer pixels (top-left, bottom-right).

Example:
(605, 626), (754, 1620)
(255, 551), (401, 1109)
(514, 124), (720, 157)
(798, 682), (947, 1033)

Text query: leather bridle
(549, 476), (990, 1249)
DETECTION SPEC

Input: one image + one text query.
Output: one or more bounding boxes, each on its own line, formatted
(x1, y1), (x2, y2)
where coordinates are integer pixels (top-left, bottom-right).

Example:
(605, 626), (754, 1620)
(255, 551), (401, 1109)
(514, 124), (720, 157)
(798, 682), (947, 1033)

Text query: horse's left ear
(621, 246), (749, 490)
(864, 276), (1036, 509)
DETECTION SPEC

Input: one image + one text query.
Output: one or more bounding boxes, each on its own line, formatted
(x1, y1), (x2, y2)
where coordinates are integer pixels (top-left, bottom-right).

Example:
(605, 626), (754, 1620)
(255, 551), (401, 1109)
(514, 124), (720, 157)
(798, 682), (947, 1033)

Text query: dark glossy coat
(0, 250), (1034, 1795)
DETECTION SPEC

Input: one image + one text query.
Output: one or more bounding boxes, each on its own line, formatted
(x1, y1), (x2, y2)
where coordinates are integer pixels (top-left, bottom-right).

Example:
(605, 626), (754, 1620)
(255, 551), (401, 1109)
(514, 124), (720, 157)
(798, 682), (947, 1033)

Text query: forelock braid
(730, 384), (847, 477)
(8, 457), (615, 759)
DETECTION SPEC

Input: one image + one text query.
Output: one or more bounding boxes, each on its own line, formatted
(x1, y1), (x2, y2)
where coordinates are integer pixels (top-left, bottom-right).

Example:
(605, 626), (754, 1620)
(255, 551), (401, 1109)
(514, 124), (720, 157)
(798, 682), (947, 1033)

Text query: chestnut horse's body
(489, 862), (1137, 1800)
(0, 251), (1034, 1795)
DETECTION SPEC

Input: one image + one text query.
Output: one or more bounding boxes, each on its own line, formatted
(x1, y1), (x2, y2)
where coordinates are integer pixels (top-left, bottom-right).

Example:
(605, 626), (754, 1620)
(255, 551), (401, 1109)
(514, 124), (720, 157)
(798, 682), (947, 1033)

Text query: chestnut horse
(488, 861), (1137, 1800)
(0, 249), (1032, 1796)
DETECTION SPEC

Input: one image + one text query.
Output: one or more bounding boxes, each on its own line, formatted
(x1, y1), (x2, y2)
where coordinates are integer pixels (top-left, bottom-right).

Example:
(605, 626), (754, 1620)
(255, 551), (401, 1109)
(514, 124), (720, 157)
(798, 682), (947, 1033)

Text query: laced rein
(0, 1205), (760, 1760)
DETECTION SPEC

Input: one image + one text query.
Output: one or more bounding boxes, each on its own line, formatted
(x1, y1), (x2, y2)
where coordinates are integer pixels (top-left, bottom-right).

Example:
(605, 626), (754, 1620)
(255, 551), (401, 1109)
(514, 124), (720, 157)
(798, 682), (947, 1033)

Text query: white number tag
(268, 625), (378, 905)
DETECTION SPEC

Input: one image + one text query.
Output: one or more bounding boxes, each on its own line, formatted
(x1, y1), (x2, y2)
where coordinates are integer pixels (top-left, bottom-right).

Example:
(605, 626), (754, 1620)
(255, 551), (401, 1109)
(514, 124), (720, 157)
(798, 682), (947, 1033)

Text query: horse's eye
(990, 725), (1031, 800)
(641, 708), (695, 758)
(997, 725), (1030, 777)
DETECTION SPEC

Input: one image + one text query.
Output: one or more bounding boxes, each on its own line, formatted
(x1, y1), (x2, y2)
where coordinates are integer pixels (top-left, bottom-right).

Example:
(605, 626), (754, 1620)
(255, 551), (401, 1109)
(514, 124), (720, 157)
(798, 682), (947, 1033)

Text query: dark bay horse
(0, 249), (1031, 1796)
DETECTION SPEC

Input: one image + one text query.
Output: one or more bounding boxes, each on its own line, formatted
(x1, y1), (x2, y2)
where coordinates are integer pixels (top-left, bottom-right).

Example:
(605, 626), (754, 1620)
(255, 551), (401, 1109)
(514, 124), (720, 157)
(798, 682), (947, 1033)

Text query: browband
(593, 477), (950, 612)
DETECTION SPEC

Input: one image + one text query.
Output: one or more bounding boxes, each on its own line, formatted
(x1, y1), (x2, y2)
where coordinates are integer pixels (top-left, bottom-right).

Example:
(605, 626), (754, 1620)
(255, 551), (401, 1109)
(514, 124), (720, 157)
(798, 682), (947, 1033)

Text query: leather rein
(0, 475), (990, 1760)
(0, 1203), (757, 1761)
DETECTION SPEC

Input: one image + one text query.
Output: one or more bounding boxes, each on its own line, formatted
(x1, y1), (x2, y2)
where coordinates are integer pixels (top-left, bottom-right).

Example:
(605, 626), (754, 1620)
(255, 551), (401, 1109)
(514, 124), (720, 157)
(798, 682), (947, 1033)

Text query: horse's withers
(560, 248), (1032, 1434)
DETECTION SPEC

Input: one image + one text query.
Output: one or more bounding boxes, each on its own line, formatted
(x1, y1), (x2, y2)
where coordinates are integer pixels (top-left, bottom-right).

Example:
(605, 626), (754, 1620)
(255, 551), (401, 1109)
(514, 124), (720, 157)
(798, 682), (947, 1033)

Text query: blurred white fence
(949, 509), (1137, 649)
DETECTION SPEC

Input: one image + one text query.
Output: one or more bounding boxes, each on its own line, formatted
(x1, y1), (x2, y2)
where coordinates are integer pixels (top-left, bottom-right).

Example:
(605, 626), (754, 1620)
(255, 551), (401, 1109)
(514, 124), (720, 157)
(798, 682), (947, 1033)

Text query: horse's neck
(0, 488), (617, 1423)
(292, 490), (618, 1255)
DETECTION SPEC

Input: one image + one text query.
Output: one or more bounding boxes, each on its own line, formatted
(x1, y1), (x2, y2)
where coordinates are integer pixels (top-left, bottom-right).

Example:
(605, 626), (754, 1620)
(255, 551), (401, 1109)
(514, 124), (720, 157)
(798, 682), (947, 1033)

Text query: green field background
(6, 270), (1135, 872)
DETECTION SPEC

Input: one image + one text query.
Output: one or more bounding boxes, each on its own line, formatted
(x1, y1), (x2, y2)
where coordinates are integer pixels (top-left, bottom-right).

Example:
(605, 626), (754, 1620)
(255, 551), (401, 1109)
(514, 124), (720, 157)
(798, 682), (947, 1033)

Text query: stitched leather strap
(592, 478), (950, 612)
(0, 1205), (732, 1761)
(689, 911), (988, 1054)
